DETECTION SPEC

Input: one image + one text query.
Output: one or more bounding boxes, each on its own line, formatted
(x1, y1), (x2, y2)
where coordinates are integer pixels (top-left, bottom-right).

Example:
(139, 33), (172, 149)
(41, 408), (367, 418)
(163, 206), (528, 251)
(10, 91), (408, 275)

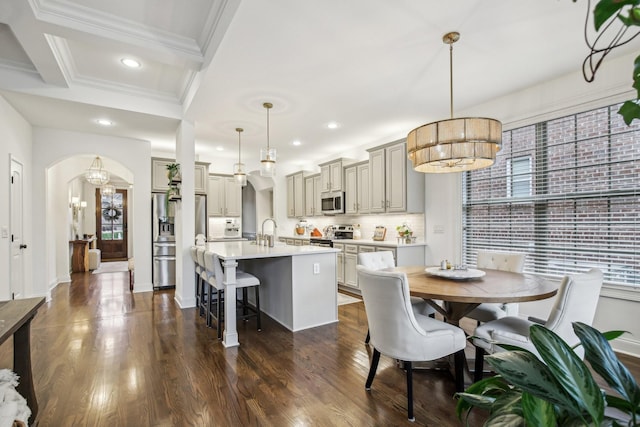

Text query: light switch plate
(313, 263), (320, 274)
(1, 226), (8, 238)
(433, 225), (445, 234)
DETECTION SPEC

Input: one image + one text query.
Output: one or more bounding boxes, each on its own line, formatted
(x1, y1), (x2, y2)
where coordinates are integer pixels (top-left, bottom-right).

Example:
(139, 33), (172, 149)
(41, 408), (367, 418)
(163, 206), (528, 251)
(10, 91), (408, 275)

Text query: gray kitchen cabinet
(319, 158), (347, 192)
(304, 174), (321, 216)
(207, 174), (241, 217)
(286, 171), (306, 218)
(345, 161), (370, 215)
(368, 139), (424, 213)
(152, 157), (209, 194)
(334, 243), (345, 285)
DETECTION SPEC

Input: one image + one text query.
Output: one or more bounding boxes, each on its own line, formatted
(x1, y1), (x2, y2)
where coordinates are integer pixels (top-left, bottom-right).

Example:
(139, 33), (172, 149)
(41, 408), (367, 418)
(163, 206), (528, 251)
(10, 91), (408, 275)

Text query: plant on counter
(396, 222), (413, 243)
(455, 322), (639, 426)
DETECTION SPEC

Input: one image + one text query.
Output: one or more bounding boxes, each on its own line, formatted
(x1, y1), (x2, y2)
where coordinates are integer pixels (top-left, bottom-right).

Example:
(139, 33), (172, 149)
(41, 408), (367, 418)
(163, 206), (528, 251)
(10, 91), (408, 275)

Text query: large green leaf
(484, 412), (525, 427)
(486, 391), (525, 426)
(530, 325), (604, 425)
(574, 322), (640, 408)
(593, 0), (640, 31)
(619, 100), (640, 125)
(486, 351), (579, 412)
(456, 376), (510, 421)
(521, 392), (557, 427)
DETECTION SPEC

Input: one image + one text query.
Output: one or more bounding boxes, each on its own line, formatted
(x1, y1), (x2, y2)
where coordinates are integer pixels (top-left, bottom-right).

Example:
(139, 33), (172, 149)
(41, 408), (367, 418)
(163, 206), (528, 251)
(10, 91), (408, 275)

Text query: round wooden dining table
(394, 266), (559, 326)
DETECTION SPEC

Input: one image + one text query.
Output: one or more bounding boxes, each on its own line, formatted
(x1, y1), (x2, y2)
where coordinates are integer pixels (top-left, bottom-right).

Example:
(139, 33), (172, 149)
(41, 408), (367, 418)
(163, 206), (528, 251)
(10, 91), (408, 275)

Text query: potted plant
(396, 222), (413, 244)
(456, 322), (639, 426)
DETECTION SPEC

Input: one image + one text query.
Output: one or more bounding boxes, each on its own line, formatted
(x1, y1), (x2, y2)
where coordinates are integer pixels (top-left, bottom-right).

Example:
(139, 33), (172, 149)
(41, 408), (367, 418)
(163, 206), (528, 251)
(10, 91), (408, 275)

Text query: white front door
(10, 157), (25, 299)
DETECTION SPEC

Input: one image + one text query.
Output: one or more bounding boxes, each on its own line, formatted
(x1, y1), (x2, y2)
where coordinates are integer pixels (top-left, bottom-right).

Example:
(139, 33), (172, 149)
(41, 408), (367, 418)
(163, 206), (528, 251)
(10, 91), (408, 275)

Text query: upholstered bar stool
(195, 247), (209, 319)
(189, 247), (202, 309)
(205, 252), (262, 340)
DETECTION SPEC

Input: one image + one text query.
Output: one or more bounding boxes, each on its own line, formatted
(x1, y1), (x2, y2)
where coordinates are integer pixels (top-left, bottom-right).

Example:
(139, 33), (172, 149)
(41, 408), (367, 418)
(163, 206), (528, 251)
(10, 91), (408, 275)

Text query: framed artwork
(373, 226), (386, 241)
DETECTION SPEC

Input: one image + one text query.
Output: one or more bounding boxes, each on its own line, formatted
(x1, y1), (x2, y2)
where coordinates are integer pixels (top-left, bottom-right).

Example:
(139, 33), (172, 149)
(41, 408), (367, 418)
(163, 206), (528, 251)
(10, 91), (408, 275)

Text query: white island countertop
(204, 240), (339, 259)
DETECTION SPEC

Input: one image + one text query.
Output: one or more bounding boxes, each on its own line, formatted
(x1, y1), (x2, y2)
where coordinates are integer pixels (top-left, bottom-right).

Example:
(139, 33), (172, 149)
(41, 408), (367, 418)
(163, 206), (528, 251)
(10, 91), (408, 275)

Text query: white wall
(32, 128), (153, 297)
(0, 96), (33, 300)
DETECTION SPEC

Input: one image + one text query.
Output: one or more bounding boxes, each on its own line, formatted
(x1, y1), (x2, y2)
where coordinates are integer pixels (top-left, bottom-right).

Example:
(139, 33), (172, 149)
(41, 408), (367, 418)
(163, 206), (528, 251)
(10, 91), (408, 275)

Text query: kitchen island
(204, 241), (340, 347)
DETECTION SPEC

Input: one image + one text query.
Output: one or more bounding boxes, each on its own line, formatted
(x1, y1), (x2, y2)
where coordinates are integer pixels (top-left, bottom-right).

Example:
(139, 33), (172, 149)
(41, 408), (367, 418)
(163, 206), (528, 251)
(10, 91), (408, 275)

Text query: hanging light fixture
(407, 32), (502, 173)
(260, 102), (276, 177)
(233, 127), (247, 186)
(85, 156), (110, 185)
(102, 183), (116, 196)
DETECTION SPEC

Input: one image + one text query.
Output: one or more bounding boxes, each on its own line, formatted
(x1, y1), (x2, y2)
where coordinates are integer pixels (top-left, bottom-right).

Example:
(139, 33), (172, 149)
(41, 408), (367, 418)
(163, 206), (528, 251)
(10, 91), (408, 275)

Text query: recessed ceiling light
(216, 146), (224, 151)
(96, 119), (113, 126)
(327, 122), (339, 129)
(292, 140), (301, 146)
(121, 58), (141, 68)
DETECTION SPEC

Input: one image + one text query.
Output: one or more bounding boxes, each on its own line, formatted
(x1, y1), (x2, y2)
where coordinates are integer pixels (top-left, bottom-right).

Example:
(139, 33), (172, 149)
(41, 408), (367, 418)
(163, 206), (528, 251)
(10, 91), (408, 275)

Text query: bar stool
(189, 247), (202, 309)
(195, 247), (208, 319)
(204, 252), (261, 340)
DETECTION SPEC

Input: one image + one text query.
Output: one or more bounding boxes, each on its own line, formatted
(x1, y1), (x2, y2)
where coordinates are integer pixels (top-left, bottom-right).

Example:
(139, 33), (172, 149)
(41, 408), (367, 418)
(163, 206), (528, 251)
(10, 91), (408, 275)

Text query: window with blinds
(463, 102), (639, 286)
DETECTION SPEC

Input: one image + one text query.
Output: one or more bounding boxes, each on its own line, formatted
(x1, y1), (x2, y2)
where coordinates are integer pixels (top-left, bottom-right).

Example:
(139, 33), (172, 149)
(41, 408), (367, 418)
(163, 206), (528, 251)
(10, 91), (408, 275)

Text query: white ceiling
(0, 0), (635, 173)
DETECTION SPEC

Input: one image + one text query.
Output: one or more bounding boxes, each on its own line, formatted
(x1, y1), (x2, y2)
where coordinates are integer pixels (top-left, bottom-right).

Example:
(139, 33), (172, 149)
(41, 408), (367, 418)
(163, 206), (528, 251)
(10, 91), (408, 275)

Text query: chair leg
(206, 284), (212, 327)
(242, 288), (249, 317)
(474, 346), (485, 383)
(255, 287), (261, 331)
(454, 350), (465, 392)
(364, 329), (370, 344)
(404, 361), (415, 422)
(365, 349), (381, 390)
(217, 289), (224, 340)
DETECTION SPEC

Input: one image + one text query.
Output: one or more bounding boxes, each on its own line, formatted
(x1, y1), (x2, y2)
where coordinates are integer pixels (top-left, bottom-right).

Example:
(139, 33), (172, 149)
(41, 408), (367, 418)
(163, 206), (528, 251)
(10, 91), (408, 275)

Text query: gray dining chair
(465, 250), (526, 324)
(357, 266), (467, 422)
(357, 251), (435, 344)
(472, 268), (603, 382)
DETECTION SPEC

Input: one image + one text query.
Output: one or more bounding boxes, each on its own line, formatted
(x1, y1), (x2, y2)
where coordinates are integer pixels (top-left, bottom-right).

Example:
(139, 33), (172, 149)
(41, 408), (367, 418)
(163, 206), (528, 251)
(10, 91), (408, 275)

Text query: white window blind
(463, 102), (639, 286)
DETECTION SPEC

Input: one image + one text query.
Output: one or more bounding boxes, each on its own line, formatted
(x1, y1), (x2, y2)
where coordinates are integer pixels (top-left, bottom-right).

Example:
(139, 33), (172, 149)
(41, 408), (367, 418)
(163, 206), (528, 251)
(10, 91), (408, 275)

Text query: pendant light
(102, 183), (116, 196)
(85, 156), (110, 185)
(407, 32), (502, 173)
(233, 127), (247, 186)
(260, 102), (276, 177)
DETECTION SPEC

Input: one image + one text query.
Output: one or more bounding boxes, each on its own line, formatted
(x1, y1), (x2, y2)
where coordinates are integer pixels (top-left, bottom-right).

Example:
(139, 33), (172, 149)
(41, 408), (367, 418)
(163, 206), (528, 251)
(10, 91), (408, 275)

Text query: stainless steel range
(309, 225), (354, 247)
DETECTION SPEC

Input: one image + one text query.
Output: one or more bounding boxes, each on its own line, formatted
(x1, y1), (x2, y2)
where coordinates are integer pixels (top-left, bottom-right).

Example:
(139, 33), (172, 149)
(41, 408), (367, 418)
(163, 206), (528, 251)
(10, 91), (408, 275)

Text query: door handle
(20, 244), (27, 249)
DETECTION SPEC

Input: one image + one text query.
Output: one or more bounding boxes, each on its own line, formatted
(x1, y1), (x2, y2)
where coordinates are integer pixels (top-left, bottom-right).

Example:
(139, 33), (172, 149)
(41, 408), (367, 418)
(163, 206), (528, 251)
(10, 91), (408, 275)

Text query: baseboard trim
(611, 336), (640, 358)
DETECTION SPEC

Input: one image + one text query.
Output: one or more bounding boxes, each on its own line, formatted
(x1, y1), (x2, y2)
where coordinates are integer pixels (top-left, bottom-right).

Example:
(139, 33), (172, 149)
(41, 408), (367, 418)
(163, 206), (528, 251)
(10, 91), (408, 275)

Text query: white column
(175, 121), (196, 307)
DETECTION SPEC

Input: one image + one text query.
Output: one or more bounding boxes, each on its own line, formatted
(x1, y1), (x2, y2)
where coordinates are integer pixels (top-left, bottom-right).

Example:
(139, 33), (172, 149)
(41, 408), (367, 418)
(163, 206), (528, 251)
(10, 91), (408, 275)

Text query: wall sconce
(70, 196), (87, 221)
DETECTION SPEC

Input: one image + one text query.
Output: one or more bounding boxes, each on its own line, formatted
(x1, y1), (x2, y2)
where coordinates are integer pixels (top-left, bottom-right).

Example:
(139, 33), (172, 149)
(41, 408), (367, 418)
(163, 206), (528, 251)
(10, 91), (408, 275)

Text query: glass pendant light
(233, 127), (247, 186)
(85, 156), (110, 185)
(260, 102), (276, 177)
(102, 183), (116, 196)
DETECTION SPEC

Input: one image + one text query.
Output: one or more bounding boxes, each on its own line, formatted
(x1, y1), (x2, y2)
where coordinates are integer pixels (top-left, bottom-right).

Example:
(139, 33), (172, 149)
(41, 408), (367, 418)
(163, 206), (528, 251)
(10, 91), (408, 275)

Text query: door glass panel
(101, 192), (124, 241)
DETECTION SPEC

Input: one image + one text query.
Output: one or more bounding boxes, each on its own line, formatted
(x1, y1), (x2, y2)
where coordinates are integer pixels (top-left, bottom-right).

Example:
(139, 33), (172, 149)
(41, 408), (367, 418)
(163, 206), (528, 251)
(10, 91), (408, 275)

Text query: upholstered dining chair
(472, 268), (603, 382)
(357, 251), (435, 344)
(195, 247), (209, 318)
(205, 252), (262, 340)
(357, 266), (467, 422)
(190, 246), (203, 313)
(465, 250), (527, 324)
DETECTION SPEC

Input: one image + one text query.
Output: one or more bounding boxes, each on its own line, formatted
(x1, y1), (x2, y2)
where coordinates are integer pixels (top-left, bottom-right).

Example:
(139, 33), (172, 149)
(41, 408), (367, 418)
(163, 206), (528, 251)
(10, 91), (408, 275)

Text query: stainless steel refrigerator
(152, 193), (207, 289)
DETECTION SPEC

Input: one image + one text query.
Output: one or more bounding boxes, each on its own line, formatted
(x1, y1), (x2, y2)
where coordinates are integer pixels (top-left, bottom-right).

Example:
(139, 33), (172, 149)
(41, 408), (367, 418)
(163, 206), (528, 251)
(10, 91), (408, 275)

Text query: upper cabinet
(207, 174), (241, 217)
(368, 140), (424, 214)
(319, 159), (347, 193)
(344, 161), (370, 215)
(151, 157), (209, 194)
(304, 174), (321, 217)
(286, 171), (306, 218)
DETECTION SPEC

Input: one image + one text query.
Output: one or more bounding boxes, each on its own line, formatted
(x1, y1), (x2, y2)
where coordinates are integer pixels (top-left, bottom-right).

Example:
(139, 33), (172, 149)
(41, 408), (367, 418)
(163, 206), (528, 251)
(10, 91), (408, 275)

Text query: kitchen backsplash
(281, 213), (425, 241)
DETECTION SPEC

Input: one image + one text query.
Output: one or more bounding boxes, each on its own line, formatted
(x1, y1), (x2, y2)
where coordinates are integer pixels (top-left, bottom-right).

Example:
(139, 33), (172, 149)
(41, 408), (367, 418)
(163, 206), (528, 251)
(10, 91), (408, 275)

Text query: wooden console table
(0, 297), (45, 425)
(71, 239), (93, 272)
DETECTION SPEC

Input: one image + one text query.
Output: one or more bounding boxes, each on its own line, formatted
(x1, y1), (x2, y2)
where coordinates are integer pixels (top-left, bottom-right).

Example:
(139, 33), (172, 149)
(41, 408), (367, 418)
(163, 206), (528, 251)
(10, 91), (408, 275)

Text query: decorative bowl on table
(425, 266), (486, 280)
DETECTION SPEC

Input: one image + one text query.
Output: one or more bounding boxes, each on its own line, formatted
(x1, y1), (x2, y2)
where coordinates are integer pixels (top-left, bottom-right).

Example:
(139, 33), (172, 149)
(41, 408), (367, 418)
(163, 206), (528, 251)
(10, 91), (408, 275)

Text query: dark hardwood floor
(1, 269), (637, 426)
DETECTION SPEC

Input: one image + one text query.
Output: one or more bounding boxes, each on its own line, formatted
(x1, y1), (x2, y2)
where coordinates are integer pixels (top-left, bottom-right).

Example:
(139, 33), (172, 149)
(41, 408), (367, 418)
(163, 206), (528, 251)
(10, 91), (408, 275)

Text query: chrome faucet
(261, 218), (277, 237)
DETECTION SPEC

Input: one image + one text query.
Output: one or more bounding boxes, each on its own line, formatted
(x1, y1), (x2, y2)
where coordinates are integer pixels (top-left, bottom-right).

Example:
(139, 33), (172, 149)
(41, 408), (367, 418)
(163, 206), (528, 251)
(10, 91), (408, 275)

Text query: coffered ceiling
(0, 1), (635, 173)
